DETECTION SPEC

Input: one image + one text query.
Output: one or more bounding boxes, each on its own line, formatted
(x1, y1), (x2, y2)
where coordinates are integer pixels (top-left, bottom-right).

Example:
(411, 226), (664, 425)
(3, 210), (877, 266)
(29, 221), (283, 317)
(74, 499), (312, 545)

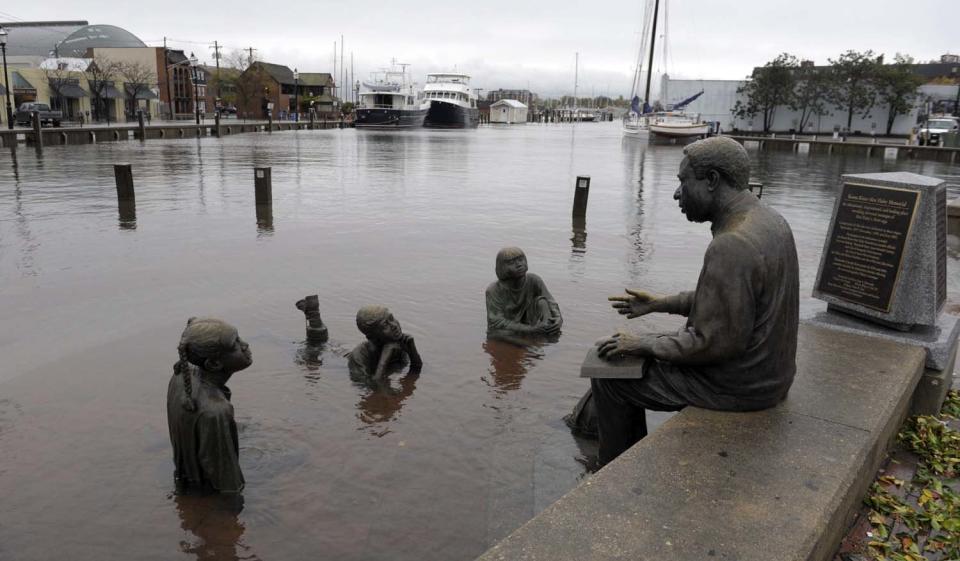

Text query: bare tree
(221, 51), (270, 121)
(86, 55), (122, 123)
(118, 61), (156, 118)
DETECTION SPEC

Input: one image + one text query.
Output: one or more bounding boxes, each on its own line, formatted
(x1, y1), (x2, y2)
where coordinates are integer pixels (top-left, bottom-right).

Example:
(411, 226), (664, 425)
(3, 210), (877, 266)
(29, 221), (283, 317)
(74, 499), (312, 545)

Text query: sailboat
(622, 0), (657, 137)
(623, 0), (709, 141)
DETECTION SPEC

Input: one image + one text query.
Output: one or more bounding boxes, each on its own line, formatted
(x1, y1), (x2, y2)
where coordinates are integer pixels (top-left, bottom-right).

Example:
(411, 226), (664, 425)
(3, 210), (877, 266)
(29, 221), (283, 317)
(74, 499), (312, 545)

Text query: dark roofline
(0, 20), (88, 27)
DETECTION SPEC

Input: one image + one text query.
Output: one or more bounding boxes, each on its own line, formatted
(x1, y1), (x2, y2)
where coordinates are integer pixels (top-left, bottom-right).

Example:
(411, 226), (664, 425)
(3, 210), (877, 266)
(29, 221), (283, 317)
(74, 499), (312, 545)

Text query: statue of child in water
(167, 317), (252, 494)
(348, 306), (423, 380)
(485, 247), (562, 338)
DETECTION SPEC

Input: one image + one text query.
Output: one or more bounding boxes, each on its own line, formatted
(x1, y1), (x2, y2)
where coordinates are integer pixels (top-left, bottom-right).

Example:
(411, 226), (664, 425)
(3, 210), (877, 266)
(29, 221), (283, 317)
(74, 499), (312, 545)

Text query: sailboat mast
(643, 0), (660, 108)
(573, 52), (579, 113)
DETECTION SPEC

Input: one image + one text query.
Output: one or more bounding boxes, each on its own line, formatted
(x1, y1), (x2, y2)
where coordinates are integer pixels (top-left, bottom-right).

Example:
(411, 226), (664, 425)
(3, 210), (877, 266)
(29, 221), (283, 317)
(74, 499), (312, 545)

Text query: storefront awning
(101, 85), (124, 99)
(50, 80), (88, 98)
(13, 72), (35, 92)
(135, 90), (158, 100)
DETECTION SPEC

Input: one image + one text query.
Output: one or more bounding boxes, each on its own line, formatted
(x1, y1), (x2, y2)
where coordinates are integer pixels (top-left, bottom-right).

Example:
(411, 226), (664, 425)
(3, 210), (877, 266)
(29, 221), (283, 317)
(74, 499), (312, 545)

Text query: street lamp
(0, 26), (13, 130)
(293, 68), (299, 122)
(189, 52), (200, 125)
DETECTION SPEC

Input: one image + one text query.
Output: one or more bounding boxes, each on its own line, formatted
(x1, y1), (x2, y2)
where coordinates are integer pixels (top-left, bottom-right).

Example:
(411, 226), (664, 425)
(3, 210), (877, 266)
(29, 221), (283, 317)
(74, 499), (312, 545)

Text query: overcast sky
(3, 0), (958, 97)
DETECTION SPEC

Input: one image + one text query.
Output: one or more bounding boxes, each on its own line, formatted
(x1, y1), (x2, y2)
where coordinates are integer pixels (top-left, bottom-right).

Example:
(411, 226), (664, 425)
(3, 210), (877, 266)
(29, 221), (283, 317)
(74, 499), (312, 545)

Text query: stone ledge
(476, 325), (926, 561)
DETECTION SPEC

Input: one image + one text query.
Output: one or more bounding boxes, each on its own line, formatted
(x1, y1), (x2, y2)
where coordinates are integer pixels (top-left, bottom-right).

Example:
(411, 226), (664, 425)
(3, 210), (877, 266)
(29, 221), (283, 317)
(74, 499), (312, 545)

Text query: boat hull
(424, 101), (479, 129)
(648, 123), (709, 138)
(355, 108), (428, 129)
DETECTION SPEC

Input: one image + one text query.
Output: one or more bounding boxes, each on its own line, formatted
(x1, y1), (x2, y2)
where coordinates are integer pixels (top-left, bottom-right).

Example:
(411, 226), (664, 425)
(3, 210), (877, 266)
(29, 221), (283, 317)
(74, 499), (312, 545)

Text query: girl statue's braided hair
(173, 317), (235, 412)
(174, 317), (199, 412)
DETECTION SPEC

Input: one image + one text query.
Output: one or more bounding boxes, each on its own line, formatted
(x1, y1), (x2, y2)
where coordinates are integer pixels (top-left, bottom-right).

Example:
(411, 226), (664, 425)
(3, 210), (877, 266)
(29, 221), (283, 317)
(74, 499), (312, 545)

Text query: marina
(0, 122), (957, 560)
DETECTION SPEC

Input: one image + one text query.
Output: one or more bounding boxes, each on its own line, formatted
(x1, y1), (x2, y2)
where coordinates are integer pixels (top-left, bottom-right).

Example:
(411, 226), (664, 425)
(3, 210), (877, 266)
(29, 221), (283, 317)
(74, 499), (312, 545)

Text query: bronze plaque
(818, 182), (919, 312)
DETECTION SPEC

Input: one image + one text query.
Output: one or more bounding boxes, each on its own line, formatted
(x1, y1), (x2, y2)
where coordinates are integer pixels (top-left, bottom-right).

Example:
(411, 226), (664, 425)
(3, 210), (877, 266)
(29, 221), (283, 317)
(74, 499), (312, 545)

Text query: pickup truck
(15, 103), (62, 127)
(918, 116), (959, 146)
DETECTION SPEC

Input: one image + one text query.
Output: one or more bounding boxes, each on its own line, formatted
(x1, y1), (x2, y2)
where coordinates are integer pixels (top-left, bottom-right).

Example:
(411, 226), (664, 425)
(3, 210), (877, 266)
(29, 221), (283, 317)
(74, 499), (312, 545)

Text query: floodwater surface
(0, 124), (958, 561)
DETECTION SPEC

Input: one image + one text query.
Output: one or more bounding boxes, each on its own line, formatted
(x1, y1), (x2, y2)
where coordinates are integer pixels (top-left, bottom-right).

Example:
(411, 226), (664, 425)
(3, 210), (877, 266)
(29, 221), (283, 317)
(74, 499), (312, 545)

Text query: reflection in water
(174, 492), (259, 561)
(118, 199), (137, 230)
(481, 337), (546, 394)
(571, 216), (587, 253)
(353, 372), (419, 431)
(295, 341), (324, 374)
(255, 204), (273, 235)
(622, 141), (650, 283)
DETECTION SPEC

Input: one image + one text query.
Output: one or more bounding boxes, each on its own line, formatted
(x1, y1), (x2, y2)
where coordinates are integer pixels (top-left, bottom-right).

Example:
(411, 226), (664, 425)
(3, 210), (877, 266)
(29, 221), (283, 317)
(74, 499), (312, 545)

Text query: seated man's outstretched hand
(608, 289), (659, 319)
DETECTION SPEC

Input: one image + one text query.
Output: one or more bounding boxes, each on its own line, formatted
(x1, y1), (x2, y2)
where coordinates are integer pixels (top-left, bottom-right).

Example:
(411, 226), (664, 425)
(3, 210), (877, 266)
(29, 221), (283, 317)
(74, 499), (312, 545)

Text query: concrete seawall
(477, 324), (930, 561)
(726, 134), (960, 164)
(0, 120), (344, 148)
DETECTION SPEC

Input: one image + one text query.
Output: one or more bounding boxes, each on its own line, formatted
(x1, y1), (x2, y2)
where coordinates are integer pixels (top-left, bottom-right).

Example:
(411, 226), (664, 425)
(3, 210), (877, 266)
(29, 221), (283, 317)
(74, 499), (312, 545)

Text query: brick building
(237, 62), (337, 119)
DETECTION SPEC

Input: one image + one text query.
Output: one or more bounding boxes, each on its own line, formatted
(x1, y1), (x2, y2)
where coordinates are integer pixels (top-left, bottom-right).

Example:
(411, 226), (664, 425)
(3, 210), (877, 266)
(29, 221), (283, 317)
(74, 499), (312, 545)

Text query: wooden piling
(254, 167), (272, 205)
(137, 111), (146, 140)
(572, 175), (590, 218)
(114, 164), (135, 201)
(214, 112), (222, 138)
(31, 112), (43, 151)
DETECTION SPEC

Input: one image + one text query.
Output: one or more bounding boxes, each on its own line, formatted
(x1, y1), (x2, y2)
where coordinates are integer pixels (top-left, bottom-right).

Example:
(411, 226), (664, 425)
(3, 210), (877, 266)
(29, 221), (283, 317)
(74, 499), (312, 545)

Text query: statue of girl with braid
(167, 317), (253, 494)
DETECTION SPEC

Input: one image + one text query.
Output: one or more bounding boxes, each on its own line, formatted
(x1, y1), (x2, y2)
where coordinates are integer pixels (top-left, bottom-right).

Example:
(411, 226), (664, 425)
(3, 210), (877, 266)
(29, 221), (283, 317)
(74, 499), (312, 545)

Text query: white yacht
(422, 73), (480, 128)
(355, 63), (430, 129)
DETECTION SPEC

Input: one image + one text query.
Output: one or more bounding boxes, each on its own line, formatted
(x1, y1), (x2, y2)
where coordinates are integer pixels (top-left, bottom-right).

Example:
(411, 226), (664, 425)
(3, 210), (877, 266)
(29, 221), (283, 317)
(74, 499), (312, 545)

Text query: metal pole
(164, 39), (174, 120)
(1, 39), (12, 130)
(193, 66), (200, 125)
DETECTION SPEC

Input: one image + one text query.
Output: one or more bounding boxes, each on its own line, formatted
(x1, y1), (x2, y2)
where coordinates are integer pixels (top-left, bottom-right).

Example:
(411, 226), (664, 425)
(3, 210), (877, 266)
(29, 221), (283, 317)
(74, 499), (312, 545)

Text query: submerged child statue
(167, 317), (253, 493)
(295, 294), (329, 344)
(485, 247), (562, 339)
(348, 306), (423, 380)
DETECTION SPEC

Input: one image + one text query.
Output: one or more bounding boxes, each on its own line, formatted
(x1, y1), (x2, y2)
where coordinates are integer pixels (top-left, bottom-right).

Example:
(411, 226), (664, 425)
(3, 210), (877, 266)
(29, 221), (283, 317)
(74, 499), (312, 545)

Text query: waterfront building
(489, 99), (528, 124)
(0, 21), (163, 123)
(237, 62), (337, 120)
(664, 53), (960, 136)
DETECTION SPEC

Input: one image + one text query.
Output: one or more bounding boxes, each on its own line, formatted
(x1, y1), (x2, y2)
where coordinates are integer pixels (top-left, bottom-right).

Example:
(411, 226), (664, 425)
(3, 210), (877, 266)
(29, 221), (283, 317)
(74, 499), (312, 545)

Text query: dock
(725, 133), (960, 164)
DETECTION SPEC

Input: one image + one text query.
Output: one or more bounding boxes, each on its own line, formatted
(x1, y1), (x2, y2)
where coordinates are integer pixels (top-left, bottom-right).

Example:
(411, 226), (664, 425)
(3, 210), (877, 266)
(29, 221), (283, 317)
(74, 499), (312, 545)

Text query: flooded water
(0, 124), (958, 561)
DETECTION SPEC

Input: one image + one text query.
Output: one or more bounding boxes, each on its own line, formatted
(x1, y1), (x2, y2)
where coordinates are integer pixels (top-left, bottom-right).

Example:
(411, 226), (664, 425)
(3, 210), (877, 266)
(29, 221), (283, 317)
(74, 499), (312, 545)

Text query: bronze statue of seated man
(592, 137), (800, 466)
(485, 247), (562, 340)
(348, 305), (423, 380)
(167, 317), (253, 493)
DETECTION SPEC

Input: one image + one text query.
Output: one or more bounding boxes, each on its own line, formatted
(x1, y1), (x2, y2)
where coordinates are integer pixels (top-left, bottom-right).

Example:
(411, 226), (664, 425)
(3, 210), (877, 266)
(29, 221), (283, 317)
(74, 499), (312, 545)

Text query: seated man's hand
(608, 289), (659, 319)
(597, 332), (653, 360)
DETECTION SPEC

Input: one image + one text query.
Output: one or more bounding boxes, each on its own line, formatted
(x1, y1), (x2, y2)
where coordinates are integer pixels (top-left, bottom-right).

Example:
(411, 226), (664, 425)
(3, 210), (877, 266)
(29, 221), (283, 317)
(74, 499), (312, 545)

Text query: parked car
(15, 103), (62, 127)
(918, 116), (959, 146)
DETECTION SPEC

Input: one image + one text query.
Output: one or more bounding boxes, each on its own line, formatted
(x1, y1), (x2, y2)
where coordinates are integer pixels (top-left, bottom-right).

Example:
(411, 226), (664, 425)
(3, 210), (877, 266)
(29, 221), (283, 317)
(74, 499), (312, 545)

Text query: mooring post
(309, 110), (315, 130)
(572, 175), (590, 218)
(267, 112), (273, 132)
(31, 111), (43, 151)
(254, 167), (272, 205)
(214, 111), (222, 138)
(137, 111), (146, 140)
(114, 163), (135, 202)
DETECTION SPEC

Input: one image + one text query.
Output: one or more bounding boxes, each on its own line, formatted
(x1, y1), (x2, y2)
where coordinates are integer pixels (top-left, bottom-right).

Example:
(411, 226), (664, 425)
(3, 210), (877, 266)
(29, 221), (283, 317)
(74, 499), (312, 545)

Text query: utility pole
(164, 37), (173, 120)
(210, 40), (222, 107)
(246, 47), (256, 67)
